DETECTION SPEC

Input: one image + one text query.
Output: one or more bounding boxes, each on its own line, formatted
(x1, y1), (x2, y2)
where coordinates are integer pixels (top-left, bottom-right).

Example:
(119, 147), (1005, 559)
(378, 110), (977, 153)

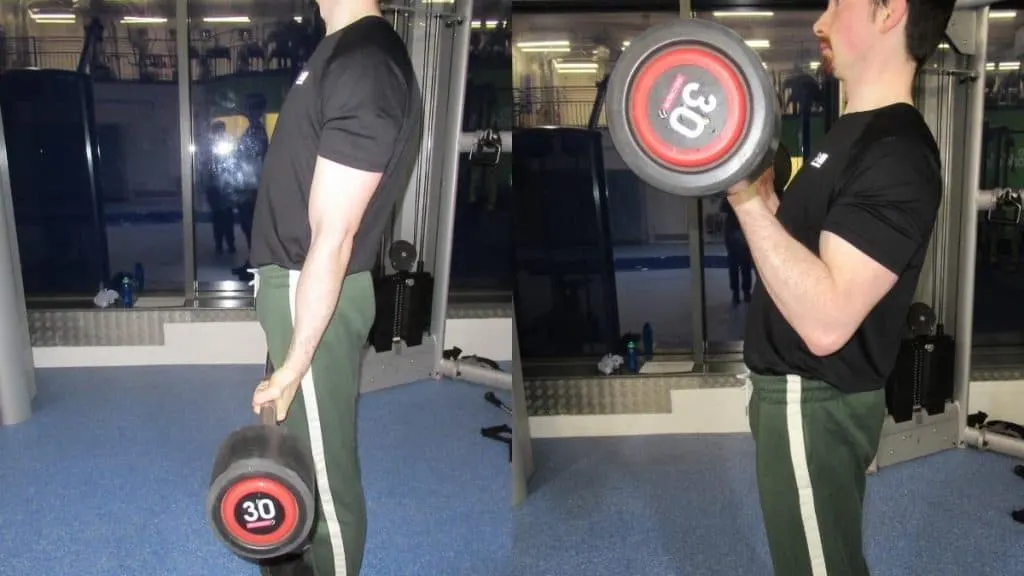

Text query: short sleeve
(822, 136), (941, 274)
(317, 51), (409, 172)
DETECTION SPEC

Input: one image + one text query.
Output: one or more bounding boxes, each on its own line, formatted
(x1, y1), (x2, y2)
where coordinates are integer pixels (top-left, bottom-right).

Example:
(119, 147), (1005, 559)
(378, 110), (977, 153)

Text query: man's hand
(252, 366), (304, 422)
(727, 166), (779, 212)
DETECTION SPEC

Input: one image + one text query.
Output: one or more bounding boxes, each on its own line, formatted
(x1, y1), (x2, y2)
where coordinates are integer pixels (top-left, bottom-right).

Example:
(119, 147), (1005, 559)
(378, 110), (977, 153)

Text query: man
(727, 0), (955, 574)
(246, 1), (423, 574)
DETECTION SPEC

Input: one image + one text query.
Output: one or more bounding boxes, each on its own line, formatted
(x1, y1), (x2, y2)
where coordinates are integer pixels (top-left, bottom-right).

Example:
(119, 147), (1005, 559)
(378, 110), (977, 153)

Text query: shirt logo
(295, 70), (310, 85)
(810, 152), (829, 168)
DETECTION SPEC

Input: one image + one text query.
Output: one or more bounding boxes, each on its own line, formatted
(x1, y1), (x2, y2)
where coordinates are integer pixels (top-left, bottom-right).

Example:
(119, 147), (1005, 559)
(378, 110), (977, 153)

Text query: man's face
(813, 0), (882, 80)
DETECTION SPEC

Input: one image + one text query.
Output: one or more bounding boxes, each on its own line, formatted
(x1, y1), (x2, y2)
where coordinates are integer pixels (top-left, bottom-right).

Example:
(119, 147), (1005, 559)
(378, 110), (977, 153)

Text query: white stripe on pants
(785, 374), (828, 576)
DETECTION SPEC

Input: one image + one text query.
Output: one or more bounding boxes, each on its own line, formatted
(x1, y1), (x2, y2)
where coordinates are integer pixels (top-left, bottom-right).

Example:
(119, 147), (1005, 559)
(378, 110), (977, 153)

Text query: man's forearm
(279, 238), (354, 379)
(734, 197), (840, 353)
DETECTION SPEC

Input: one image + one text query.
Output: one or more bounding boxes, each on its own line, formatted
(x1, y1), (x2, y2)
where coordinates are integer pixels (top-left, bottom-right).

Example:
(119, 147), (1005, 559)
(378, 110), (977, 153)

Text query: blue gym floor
(0, 366), (510, 576)
(514, 435), (1024, 576)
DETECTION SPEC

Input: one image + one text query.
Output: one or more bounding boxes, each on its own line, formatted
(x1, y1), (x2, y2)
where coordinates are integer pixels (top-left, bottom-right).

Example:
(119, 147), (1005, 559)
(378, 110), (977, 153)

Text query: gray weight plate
(606, 19), (781, 197)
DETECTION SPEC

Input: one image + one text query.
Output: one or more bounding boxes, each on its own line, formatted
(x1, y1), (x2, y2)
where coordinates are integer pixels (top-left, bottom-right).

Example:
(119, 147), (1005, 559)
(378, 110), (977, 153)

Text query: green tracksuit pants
(255, 265), (375, 576)
(748, 374), (887, 576)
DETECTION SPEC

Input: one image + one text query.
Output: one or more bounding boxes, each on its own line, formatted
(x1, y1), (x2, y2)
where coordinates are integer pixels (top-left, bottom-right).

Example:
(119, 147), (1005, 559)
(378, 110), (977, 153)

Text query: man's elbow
(803, 325), (853, 358)
(310, 223), (356, 254)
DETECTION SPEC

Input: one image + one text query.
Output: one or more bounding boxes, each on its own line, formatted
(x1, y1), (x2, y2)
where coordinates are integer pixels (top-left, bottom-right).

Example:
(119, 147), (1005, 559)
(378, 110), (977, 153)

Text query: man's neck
(842, 62), (916, 114)
(323, 1), (382, 36)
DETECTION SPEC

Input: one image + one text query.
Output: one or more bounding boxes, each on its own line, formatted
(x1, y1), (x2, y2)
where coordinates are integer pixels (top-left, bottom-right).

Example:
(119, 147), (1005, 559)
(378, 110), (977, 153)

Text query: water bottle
(120, 275), (134, 308)
(642, 322), (653, 360)
(134, 262), (145, 293)
(626, 339), (638, 373)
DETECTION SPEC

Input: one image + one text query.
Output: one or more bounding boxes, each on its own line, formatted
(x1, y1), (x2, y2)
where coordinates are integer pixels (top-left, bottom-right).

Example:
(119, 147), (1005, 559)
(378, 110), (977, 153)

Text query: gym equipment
(513, 128), (621, 359)
(370, 240), (434, 353)
(207, 362), (316, 562)
(481, 391), (511, 461)
(887, 302), (955, 423)
(605, 19), (780, 197)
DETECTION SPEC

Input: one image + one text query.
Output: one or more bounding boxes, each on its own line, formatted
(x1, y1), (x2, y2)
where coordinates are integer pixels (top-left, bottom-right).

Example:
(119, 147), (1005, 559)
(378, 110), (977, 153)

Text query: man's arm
(277, 160), (381, 379)
(732, 137), (940, 356)
(276, 55), (408, 381)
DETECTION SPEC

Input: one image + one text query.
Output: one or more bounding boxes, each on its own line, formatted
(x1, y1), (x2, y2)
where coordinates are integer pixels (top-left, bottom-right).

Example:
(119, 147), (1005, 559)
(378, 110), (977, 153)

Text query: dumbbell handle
(260, 403), (277, 426)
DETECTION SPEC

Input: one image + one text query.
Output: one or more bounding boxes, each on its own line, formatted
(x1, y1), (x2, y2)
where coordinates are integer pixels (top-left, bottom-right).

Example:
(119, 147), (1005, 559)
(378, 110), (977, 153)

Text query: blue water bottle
(120, 275), (134, 308)
(134, 262), (145, 293)
(642, 322), (654, 360)
(626, 339), (638, 373)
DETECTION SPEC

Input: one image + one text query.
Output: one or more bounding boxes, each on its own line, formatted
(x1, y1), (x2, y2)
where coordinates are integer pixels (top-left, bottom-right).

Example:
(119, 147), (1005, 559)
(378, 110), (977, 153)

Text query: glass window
(0, 1), (184, 301)
(512, 10), (689, 363)
(975, 9), (1024, 346)
(451, 16), (513, 294)
(187, 0), (320, 289)
(696, 9), (837, 349)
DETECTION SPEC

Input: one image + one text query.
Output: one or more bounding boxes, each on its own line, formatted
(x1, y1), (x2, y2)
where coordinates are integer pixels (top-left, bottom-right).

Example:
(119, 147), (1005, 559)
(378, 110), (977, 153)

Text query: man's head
(813, 0), (956, 81)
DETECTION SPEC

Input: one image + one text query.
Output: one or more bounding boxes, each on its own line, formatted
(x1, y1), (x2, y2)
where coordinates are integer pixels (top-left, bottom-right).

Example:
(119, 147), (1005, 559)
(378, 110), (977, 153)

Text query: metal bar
(962, 427), (1024, 459)
(176, 0), (196, 303)
(0, 108), (35, 426)
(458, 131), (512, 154)
(429, 1), (474, 372)
(954, 0), (1003, 8)
(688, 199), (706, 367)
(438, 358), (512, 390)
(953, 6), (988, 445)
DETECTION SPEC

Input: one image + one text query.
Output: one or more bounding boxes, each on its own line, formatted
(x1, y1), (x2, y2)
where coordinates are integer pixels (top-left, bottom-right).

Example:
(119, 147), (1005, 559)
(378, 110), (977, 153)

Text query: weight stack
(369, 270), (434, 352)
(885, 332), (956, 423)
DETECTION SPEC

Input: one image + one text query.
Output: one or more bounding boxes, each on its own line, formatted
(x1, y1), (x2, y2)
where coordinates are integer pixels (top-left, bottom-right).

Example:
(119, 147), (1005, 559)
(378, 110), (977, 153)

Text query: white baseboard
(31, 317), (515, 368)
(528, 380), (1024, 439)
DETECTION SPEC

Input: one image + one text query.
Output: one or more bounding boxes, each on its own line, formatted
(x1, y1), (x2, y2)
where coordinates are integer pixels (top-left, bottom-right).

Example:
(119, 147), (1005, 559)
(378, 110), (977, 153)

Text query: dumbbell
(206, 392), (316, 561)
(605, 18), (781, 197)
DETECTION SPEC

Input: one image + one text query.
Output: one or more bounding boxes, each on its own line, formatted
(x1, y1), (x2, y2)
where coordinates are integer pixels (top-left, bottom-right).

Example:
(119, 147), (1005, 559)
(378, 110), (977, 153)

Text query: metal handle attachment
(259, 403), (277, 426)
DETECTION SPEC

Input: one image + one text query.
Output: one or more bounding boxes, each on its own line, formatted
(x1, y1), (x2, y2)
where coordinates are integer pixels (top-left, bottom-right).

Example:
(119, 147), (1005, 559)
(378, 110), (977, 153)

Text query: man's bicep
(317, 57), (407, 173)
(308, 157), (382, 240)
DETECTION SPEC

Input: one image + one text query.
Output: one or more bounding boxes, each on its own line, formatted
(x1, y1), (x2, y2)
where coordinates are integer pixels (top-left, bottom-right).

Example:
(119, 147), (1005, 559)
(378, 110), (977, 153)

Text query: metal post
(953, 6), (988, 444)
(0, 107), (35, 426)
(176, 0), (196, 303)
(511, 309), (534, 507)
(679, 0), (705, 365)
(392, 5), (435, 274)
(429, 0), (474, 373)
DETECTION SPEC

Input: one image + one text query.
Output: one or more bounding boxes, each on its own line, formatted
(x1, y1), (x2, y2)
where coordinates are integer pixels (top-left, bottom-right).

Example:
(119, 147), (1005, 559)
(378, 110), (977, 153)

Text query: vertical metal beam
(392, 5), (433, 273)
(680, 0), (705, 364)
(953, 7), (988, 442)
(176, 0), (196, 303)
(0, 107), (35, 426)
(429, 0), (473, 371)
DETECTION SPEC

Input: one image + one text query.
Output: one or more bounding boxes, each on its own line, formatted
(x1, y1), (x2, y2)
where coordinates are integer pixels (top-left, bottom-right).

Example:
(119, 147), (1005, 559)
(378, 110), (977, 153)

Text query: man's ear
(879, 0), (909, 33)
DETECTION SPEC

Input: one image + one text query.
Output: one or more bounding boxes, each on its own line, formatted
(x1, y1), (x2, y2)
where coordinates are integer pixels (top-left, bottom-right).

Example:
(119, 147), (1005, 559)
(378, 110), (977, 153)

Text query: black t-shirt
(249, 16), (423, 274)
(744, 103), (942, 394)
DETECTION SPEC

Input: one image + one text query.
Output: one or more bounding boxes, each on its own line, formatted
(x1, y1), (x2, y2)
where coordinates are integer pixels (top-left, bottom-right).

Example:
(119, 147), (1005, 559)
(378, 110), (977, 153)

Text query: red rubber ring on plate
(629, 46), (749, 170)
(219, 477), (300, 547)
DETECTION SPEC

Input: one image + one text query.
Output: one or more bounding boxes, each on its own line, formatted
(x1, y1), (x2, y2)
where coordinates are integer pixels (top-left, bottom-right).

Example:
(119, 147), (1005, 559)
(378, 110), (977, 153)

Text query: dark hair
(876, 0), (956, 69)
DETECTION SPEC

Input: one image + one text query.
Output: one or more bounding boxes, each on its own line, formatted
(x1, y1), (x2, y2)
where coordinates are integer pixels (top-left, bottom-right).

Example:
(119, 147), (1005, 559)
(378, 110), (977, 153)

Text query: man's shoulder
(841, 106), (940, 182)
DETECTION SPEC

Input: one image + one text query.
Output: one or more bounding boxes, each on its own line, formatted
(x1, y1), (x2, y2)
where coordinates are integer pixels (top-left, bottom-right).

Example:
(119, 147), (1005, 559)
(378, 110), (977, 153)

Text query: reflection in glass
(513, 11), (692, 361)
(0, 1), (185, 299)
(188, 1), (321, 286)
(450, 19), (513, 293)
(695, 10), (837, 349)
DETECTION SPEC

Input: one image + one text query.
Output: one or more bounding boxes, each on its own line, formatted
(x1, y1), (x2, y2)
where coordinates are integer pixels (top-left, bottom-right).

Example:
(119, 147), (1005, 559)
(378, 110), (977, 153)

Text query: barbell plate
(606, 19), (781, 197)
(219, 475), (301, 548)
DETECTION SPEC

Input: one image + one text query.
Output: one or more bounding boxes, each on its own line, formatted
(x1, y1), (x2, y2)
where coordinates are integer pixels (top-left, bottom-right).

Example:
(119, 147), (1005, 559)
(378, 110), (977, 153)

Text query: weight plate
(606, 19), (781, 197)
(628, 45), (748, 170)
(219, 476), (300, 547)
(389, 240), (417, 272)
